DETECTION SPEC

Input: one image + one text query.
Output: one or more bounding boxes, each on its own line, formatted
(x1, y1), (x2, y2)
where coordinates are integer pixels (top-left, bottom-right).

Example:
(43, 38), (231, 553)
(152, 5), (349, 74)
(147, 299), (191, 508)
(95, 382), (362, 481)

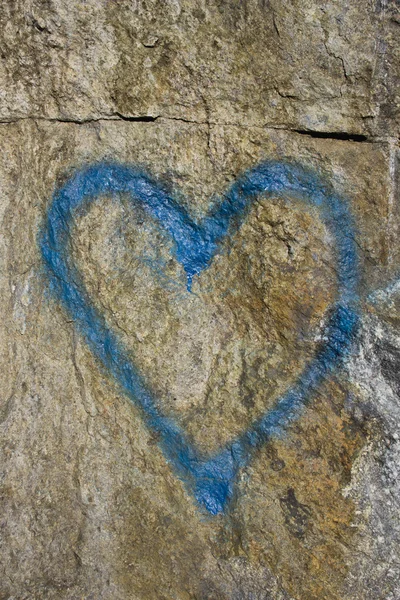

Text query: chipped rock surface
(0, 2), (399, 600)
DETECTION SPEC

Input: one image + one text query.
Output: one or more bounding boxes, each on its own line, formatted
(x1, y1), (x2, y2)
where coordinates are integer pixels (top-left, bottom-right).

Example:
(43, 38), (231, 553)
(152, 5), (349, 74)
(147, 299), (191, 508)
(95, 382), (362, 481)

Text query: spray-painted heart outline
(40, 160), (359, 515)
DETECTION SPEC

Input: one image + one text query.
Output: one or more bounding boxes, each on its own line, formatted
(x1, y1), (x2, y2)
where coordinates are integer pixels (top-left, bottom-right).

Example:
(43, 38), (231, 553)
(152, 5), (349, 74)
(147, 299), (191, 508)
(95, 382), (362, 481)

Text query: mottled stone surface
(0, 2), (399, 600)
(0, 0), (399, 137)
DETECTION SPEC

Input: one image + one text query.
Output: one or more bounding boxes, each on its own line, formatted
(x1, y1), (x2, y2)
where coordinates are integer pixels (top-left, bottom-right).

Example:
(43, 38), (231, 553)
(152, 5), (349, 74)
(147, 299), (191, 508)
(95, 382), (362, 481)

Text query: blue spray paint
(39, 161), (359, 515)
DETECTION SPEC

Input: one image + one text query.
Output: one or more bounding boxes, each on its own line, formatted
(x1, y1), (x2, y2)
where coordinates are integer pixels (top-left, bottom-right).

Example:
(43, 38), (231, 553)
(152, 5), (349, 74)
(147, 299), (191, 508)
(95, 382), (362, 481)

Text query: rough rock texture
(0, 2), (399, 600)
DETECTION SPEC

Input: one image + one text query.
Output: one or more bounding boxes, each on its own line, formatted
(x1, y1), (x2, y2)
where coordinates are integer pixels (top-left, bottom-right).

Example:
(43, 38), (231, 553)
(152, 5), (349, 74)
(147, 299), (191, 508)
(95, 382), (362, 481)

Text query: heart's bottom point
(189, 450), (238, 515)
(194, 478), (233, 515)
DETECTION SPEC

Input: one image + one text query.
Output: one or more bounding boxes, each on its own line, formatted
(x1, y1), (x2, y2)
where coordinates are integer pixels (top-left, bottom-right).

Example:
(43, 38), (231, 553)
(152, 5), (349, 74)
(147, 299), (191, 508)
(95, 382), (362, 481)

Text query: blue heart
(40, 160), (359, 515)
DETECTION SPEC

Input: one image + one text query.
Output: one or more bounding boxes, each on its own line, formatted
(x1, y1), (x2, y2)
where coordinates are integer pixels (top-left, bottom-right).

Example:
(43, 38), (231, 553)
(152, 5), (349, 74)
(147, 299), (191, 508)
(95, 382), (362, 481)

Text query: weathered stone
(0, 2), (399, 600)
(0, 1), (398, 136)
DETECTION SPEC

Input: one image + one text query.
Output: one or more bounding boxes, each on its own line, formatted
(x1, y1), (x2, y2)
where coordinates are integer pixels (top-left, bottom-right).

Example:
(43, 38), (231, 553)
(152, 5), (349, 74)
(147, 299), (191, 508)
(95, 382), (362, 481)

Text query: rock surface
(0, 2), (399, 599)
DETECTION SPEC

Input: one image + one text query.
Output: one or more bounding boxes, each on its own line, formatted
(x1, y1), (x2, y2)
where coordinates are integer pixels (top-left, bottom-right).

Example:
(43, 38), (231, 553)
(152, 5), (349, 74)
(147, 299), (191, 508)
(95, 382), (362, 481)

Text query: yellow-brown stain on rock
(231, 378), (373, 600)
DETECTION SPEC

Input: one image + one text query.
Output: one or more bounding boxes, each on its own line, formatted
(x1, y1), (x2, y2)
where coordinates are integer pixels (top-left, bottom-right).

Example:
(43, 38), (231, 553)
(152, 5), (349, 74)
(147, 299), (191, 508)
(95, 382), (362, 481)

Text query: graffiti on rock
(40, 160), (359, 515)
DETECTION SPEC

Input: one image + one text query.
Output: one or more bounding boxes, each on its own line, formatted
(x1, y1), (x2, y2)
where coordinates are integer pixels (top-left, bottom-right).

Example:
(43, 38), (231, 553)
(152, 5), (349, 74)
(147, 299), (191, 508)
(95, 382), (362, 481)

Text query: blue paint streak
(39, 161), (359, 515)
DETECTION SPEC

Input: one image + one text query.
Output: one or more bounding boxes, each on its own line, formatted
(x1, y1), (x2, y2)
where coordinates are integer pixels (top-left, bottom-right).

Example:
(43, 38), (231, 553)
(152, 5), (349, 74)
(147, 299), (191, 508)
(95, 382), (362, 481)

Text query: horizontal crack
(0, 114), (395, 144)
(0, 113), (161, 125)
(113, 112), (158, 122)
(292, 129), (369, 142)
